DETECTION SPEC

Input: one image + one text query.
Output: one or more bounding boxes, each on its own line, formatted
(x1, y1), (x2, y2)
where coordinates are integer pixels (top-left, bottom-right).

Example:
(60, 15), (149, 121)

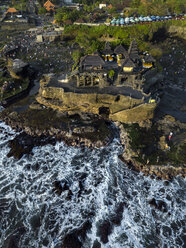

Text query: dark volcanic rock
(149, 198), (168, 212)
(92, 240), (101, 248)
(7, 132), (56, 159)
(62, 221), (92, 248)
(110, 202), (126, 226)
(97, 220), (112, 244)
(5, 227), (26, 248)
(53, 180), (70, 195)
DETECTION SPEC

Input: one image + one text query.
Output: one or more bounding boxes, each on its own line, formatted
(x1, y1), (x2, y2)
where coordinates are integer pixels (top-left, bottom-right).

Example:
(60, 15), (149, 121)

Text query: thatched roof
(102, 41), (113, 55)
(114, 44), (128, 56)
(122, 57), (135, 67)
(80, 54), (105, 67)
(143, 54), (155, 63)
(128, 40), (138, 53)
(128, 40), (140, 60)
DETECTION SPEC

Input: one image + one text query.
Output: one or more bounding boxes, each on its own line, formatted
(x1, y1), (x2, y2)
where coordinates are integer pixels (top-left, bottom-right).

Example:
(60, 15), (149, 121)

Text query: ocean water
(0, 121), (185, 248)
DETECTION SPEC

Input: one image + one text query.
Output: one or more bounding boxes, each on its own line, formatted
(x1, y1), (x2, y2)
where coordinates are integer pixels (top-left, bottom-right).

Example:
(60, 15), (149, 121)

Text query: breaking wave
(0, 122), (185, 248)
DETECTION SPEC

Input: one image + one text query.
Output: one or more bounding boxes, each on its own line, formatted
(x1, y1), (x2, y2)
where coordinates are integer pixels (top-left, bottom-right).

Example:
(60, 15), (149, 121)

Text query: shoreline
(116, 122), (186, 180)
(0, 106), (185, 180)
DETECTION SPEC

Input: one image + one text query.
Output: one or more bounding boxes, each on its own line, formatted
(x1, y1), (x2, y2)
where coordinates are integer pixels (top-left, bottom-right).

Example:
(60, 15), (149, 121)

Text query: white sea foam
(0, 122), (185, 248)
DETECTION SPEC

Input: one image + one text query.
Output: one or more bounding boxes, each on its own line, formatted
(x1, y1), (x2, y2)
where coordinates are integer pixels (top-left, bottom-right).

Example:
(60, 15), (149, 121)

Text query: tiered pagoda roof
(114, 44), (128, 57)
(143, 54), (155, 63)
(102, 42), (113, 55)
(128, 40), (141, 61)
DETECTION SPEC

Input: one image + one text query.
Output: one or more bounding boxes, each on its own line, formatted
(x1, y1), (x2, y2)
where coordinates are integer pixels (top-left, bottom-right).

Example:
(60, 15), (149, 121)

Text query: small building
(80, 54), (105, 71)
(107, 4), (113, 9)
(99, 3), (108, 9)
(122, 57), (135, 72)
(102, 42), (114, 62)
(44, 0), (55, 12)
(76, 53), (108, 87)
(64, 0), (73, 3)
(142, 54), (155, 68)
(114, 44), (128, 65)
(6, 7), (18, 18)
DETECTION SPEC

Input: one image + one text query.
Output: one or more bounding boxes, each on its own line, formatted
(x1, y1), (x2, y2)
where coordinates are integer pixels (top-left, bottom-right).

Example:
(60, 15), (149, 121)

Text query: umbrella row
(110, 14), (185, 25)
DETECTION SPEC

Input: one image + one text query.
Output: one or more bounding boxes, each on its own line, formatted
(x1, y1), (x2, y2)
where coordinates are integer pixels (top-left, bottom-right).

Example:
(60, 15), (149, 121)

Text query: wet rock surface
(149, 198), (168, 212)
(7, 132), (56, 159)
(4, 227), (26, 248)
(62, 221), (92, 248)
(0, 106), (115, 159)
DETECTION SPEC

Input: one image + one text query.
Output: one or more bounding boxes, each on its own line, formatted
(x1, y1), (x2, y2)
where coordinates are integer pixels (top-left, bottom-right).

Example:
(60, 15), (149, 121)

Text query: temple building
(73, 40), (155, 90)
(79, 53), (105, 71)
(77, 53), (107, 87)
(122, 57), (135, 72)
(114, 44), (128, 66)
(44, 0), (55, 12)
(102, 42), (114, 62)
(142, 54), (156, 68)
(128, 40), (141, 63)
(6, 8), (18, 18)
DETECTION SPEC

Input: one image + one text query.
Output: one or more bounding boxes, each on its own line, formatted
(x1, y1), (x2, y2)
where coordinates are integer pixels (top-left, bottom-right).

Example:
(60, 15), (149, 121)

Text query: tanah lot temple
(73, 40), (155, 90)
(37, 40), (158, 124)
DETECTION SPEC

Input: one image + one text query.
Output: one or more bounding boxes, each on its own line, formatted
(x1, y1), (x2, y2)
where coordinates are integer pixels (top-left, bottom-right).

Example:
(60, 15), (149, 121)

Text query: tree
(38, 7), (47, 15)
(108, 70), (115, 79)
(130, 0), (141, 8)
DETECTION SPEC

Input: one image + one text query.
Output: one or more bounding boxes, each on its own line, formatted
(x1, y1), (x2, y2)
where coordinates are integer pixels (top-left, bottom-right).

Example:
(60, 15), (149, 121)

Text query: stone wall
(0, 23), (35, 31)
(37, 78), (157, 124)
(110, 102), (156, 123)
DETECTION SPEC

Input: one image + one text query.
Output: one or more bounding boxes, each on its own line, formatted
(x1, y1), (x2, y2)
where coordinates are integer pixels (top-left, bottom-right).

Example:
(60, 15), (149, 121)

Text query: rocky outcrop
(37, 75), (156, 124)
(115, 122), (186, 180)
(0, 108), (114, 159)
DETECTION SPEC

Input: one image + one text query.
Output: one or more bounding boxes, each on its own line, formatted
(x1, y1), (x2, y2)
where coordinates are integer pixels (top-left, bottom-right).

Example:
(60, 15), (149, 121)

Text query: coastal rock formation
(37, 74), (157, 124)
(0, 106), (114, 159)
(116, 121), (186, 180)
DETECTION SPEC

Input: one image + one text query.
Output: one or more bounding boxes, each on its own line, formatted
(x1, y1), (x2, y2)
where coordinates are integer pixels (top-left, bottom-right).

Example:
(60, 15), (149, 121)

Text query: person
(168, 132), (173, 141)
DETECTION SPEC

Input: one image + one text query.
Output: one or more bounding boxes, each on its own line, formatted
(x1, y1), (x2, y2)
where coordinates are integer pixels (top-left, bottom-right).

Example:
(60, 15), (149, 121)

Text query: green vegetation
(55, 7), (82, 25)
(108, 70), (115, 79)
(38, 7), (47, 15)
(124, 123), (186, 165)
(62, 20), (185, 55)
(74, 0), (185, 15)
(72, 50), (84, 70)
(130, 0), (186, 16)
(11, 0), (28, 11)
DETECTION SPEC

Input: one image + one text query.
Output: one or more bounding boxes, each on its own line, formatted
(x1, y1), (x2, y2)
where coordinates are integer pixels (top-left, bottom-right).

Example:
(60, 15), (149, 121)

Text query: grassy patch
(123, 123), (186, 165)
(167, 143), (186, 164)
